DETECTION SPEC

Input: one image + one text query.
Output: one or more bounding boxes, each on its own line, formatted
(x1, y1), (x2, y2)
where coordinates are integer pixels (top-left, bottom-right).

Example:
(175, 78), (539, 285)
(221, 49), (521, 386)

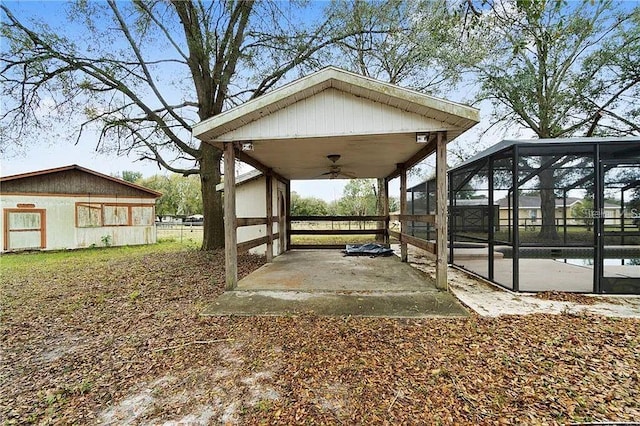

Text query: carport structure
(193, 67), (479, 291)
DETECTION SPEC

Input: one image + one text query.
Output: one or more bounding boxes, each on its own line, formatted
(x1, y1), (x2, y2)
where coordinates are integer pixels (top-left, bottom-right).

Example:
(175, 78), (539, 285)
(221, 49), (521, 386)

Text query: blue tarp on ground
(343, 243), (394, 257)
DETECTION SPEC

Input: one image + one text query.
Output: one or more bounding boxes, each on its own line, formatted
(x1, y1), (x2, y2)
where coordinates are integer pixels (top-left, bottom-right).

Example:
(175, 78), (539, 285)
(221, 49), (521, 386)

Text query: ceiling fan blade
(338, 170), (357, 179)
(313, 171), (334, 178)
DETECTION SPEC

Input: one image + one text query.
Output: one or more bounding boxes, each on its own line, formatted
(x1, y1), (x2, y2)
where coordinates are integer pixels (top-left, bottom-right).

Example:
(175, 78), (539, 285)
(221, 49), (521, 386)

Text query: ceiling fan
(318, 154), (356, 179)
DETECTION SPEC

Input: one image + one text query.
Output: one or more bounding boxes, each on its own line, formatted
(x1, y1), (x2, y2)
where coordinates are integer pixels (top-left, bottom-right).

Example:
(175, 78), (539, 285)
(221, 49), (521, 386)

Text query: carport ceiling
(241, 134), (420, 180)
(192, 67), (480, 180)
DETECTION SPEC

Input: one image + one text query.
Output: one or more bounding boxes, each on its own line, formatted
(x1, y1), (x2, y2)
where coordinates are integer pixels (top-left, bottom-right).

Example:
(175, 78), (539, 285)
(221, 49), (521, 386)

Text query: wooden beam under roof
(386, 133), (439, 180)
(234, 148), (289, 185)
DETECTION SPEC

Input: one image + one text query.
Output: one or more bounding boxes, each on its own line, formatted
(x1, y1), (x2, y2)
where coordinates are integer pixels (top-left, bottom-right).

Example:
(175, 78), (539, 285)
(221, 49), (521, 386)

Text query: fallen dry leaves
(1, 244), (639, 425)
(534, 291), (600, 305)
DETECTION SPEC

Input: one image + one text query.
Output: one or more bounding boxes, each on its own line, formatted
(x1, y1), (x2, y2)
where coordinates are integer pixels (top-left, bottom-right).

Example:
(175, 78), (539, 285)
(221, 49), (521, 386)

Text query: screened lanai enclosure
(439, 137), (639, 294)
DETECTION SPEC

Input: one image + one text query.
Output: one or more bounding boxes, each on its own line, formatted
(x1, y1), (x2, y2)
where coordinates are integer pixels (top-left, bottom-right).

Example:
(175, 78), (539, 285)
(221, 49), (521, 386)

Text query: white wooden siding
(215, 88), (452, 142)
(234, 176), (283, 256)
(193, 67), (480, 142)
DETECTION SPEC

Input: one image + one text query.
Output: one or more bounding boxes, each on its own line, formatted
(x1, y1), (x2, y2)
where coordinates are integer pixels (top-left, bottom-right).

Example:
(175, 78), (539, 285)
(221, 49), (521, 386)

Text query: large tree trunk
(200, 143), (225, 250)
(538, 167), (559, 242)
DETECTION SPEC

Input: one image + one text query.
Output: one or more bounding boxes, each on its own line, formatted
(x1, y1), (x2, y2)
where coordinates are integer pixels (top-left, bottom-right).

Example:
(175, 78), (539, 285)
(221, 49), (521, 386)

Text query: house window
(103, 205), (129, 226)
(4, 208), (46, 250)
(77, 203), (103, 227)
(76, 203), (154, 227)
(131, 206), (154, 225)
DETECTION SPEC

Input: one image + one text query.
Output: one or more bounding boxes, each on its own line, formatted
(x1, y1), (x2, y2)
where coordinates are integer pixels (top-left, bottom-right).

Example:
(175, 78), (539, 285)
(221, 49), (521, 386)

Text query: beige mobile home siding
(1, 194), (156, 252)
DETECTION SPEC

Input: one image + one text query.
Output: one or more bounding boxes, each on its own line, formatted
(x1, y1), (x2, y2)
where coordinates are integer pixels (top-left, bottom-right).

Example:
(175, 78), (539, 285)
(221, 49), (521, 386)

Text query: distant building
(496, 195), (621, 226)
(1, 165), (161, 252)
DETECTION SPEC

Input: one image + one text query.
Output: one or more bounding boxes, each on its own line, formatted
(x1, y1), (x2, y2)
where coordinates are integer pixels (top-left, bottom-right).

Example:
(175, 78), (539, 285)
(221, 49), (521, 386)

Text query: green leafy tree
(332, 0), (463, 92)
(290, 192), (329, 216)
(140, 176), (176, 219)
(139, 174), (202, 218)
(1, 1), (389, 250)
(572, 197), (595, 231)
(174, 174), (203, 216)
(461, 0), (640, 240)
(465, 0), (639, 136)
(118, 170), (143, 183)
(337, 179), (378, 216)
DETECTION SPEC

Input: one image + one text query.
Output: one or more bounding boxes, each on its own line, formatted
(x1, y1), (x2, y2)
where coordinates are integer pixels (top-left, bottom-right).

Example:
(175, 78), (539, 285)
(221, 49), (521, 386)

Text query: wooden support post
(383, 178), (390, 246)
(400, 165), (408, 262)
(435, 132), (448, 290)
(285, 180), (291, 251)
(375, 178), (384, 244)
(265, 172), (273, 262)
(224, 142), (238, 290)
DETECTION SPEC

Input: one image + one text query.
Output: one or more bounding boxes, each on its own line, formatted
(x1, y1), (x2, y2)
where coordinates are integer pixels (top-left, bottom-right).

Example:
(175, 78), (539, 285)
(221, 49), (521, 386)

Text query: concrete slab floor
(203, 291), (468, 318)
(204, 250), (468, 318)
(236, 250), (438, 292)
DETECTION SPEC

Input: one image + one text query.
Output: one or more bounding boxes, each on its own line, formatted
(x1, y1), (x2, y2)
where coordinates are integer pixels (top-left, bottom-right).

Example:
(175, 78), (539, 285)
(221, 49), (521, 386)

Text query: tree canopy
(457, 0), (639, 240)
(331, 0), (464, 91)
(336, 179), (379, 216)
(1, 0), (392, 249)
(117, 170), (143, 184)
(464, 0), (640, 138)
(137, 174), (203, 218)
(290, 192), (329, 217)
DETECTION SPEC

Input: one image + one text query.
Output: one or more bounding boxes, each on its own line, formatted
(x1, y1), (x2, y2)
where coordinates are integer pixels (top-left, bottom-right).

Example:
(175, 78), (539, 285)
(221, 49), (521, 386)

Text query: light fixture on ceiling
(416, 133), (430, 144)
(317, 154), (356, 179)
(327, 154), (341, 163)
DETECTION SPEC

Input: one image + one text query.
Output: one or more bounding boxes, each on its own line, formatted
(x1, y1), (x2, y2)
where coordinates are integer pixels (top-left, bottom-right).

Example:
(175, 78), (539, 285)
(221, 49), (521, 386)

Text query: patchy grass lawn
(1, 242), (639, 425)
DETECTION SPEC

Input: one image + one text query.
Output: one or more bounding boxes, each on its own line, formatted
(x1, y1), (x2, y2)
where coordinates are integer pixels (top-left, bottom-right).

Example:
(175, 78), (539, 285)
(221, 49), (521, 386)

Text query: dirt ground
(1, 245), (639, 424)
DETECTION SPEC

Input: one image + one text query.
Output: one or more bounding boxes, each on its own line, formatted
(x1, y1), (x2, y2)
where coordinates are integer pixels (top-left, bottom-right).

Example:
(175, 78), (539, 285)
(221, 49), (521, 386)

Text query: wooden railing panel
(289, 244), (346, 250)
(388, 230), (436, 257)
(401, 233), (436, 254)
(237, 236), (269, 253)
(237, 217), (267, 227)
(290, 215), (386, 222)
(237, 232), (280, 253)
(236, 217), (280, 227)
(389, 214), (435, 223)
(289, 229), (385, 236)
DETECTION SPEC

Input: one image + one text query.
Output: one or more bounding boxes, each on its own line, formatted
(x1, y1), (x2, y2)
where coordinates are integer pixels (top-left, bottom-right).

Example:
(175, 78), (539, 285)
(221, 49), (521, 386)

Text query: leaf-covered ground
(1, 243), (639, 425)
